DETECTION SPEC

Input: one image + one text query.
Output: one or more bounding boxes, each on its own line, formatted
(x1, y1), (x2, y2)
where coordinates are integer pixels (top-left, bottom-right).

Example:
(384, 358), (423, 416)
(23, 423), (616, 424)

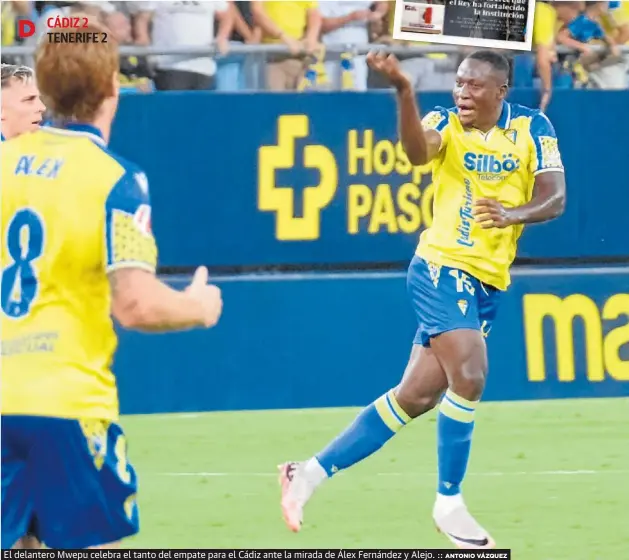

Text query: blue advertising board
(110, 89), (629, 268)
(114, 266), (629, 415)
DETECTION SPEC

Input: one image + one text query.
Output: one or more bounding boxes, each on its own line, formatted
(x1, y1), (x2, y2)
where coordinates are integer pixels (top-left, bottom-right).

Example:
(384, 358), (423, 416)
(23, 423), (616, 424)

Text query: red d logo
(18, 20), (36, 39)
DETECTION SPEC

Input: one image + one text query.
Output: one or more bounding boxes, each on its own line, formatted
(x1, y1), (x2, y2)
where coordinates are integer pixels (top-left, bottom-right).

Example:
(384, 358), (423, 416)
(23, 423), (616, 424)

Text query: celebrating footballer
(279, 49), (566, 550)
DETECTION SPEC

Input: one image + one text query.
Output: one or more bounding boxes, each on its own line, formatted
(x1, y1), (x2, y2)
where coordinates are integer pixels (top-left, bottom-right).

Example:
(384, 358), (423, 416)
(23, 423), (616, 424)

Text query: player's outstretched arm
(104, 167), (223, 332)
(366, 51), (441, 166)
(109, 266), (222, 333)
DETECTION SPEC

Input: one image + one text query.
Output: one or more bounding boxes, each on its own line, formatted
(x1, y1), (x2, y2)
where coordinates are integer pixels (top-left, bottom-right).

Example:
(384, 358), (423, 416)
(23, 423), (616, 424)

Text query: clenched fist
(366, 50), (412, 91)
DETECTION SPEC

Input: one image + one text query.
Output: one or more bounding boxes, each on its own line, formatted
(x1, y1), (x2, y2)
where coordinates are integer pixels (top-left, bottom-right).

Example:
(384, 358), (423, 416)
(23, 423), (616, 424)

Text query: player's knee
(395, 388), (442, 418)
(449, 367), (486, 401)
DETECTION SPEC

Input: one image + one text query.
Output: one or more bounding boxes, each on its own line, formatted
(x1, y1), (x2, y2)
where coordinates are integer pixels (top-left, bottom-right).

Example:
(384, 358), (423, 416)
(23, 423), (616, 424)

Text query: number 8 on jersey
(1, 208), (45, 319)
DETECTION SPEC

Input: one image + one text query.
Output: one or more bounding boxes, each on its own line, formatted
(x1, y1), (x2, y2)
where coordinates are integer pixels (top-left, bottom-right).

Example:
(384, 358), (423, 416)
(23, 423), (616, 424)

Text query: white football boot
(433, 493), (496, 549)
(278, 460), (325, 532)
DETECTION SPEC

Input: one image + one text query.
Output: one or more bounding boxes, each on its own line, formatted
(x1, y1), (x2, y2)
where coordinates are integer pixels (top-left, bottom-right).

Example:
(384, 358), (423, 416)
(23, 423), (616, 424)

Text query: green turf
(122, 398), (629, 558)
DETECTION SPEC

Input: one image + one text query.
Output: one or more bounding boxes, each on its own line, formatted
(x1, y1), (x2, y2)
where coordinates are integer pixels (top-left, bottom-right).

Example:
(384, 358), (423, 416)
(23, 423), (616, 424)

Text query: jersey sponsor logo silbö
(463, 152), (520, 174)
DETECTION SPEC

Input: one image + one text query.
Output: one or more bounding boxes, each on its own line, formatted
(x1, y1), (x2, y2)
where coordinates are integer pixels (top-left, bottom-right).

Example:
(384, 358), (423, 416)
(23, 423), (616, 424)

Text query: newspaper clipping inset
(393, 0), (536, 51)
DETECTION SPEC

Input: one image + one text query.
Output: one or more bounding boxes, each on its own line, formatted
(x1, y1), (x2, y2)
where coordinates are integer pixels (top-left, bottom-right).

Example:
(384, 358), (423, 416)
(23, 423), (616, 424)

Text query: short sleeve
(532, 3), (556, 48)
(421, 107), (451, 151)
(565, 17), (582, 39)
(104, 168), (157, 273)
(529, 112), (564, 176)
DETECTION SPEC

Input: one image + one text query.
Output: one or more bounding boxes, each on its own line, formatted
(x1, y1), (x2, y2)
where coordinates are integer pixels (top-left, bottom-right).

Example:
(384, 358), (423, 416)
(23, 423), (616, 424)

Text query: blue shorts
(407, 256), (501, 347)
(1, 416), (139, 549)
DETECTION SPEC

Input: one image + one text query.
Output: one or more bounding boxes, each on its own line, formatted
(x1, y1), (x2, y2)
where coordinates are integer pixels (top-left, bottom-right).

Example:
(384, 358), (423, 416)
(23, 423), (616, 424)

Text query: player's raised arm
(474, 112), (566, 229)
(366, 51), (443, 166)
(105, 170), (223, 332)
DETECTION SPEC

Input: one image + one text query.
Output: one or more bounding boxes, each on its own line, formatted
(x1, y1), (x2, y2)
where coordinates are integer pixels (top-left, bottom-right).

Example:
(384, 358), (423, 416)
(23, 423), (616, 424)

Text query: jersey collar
(45, 122), (107, 147)
(496, 101), (511, 130)
(64, 122), (105, 140)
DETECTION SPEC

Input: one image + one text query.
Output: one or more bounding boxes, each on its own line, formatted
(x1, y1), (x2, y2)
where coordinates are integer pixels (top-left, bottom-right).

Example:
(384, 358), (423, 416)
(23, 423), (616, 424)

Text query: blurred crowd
(1, 0), (628, 100)
(531, 1), (629, 108)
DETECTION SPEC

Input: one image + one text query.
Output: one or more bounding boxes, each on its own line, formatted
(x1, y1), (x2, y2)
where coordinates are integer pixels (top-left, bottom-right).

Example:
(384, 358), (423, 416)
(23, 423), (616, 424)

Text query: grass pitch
(123, 398), (628, 559)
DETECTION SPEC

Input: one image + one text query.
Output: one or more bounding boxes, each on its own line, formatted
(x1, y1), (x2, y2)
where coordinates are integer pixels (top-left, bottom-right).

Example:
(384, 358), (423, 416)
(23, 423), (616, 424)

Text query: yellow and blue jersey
(1, 123), (158, 421)
(416, 101), (564, 291)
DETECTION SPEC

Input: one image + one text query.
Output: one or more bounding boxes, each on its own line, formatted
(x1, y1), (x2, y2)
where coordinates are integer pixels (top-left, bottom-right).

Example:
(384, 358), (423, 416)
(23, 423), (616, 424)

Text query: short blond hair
(1, 64), (35, 88)
(35, 21), (119, 121)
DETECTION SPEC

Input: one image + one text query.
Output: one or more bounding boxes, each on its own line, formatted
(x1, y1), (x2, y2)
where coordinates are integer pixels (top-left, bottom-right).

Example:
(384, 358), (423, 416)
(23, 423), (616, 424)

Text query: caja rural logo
(18, 16), (109, 43)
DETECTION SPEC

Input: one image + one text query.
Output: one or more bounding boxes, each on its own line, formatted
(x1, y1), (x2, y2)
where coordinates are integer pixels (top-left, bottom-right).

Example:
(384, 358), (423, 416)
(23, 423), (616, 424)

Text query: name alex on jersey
(15, 155), (65, 179)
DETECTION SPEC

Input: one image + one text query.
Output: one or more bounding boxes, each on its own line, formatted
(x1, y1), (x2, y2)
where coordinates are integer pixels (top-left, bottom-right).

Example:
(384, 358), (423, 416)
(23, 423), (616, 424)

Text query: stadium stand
(3, 1), (629, 93)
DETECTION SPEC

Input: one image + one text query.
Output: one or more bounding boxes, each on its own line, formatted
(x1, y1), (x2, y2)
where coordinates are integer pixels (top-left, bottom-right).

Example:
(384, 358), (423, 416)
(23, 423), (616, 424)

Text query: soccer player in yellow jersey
(279, 50), (566, 549)
(1, 23), (223, 550)
(1, 63), (47, 551)
(1, 64), (46, 142)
